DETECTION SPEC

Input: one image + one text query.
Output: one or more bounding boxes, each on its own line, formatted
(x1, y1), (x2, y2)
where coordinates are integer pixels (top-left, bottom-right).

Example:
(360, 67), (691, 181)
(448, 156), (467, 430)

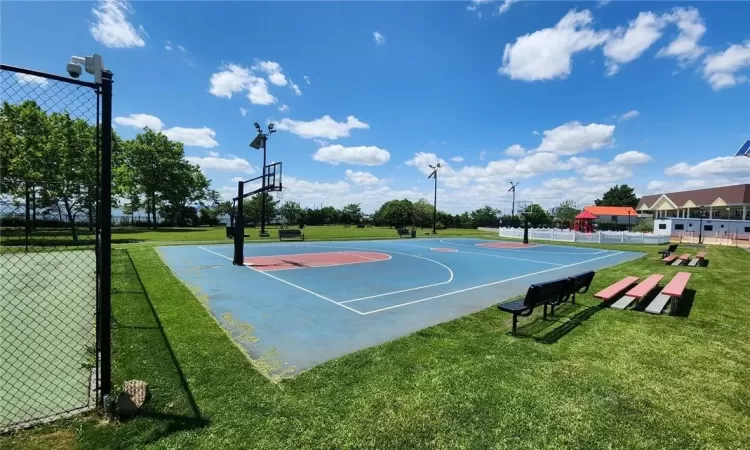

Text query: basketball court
(157, 238), (642, 376)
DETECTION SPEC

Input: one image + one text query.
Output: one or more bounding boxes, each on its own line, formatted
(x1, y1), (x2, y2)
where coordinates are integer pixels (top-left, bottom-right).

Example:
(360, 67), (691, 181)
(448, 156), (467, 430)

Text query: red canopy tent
(573, 210), (597, 233)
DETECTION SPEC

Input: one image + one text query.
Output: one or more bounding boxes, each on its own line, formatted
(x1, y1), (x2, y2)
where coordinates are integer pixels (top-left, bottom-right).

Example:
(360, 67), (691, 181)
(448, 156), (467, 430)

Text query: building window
(704, 225), (713, 231)
(658, 224), (667, 230)
(675, 224), (684, 230)
(689, 223), (693, 227)
(611, 215), (618, 223)
(745, 227), (750, 233)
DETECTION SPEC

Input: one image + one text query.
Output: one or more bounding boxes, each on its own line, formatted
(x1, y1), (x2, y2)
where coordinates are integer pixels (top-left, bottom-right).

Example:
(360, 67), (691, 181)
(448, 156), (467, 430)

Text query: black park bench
(397, 228), (414, 238)
(658, 243), (678, 258)
(498, 271), (596, 335)
(278, 229), (304, 241)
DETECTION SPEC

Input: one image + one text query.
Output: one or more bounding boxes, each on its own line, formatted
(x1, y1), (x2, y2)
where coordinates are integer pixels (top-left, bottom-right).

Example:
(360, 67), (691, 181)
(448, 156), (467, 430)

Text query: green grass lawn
(3, 242), (750, 449)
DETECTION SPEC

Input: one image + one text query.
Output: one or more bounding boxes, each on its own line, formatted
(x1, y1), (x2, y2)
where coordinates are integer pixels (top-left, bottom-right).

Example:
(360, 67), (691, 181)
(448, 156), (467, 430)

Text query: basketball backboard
(735, 140), (750, 157)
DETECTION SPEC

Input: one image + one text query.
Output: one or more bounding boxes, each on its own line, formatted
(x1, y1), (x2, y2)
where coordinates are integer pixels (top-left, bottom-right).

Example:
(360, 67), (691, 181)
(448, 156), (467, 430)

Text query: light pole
(508, 181), (519, 216)
(250, 122), (276, 237)
(698, 207), (705, 244)
(428, 163), (441, 234)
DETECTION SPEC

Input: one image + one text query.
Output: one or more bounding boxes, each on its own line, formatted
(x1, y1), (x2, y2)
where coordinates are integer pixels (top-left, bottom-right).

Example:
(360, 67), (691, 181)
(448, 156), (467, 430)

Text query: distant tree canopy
(595, 185), (639, 208)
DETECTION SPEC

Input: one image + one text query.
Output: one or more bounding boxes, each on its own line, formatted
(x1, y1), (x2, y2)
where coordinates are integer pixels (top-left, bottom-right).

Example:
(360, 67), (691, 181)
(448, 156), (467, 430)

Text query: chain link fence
(1, 65), (112, 432)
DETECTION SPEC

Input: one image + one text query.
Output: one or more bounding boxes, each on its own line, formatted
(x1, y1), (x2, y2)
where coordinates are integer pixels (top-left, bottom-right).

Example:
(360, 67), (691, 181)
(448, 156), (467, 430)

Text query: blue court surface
(157, 238), (642, 376)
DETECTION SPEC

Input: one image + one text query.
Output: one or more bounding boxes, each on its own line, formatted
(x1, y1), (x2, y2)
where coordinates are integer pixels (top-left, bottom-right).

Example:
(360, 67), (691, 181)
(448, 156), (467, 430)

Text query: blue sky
(2, 0), (749, 213)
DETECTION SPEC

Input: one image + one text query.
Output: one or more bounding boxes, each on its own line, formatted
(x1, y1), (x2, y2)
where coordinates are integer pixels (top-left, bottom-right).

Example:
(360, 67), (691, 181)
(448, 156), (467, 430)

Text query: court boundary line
(197, 247), (365, 315)
(439, 239), (609, 255)
(358, 251), (624, 315)
(379, 240), (564, 266)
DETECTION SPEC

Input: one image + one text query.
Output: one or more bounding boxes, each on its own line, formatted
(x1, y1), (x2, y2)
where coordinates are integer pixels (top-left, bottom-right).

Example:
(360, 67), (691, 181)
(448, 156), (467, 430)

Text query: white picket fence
(498, 227), (671, 245)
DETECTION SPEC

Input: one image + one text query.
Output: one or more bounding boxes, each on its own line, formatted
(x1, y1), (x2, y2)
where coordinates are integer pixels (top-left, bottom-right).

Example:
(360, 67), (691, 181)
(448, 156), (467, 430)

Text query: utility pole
(428, 163), (441, 234)
(508, 181), (519, 216)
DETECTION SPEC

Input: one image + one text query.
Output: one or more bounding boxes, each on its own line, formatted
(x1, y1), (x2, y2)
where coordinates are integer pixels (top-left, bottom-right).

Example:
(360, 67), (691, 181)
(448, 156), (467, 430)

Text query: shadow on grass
(118, 251), (208, 438)
(511, 303), (604, 344)
(671, 289), (696, 318)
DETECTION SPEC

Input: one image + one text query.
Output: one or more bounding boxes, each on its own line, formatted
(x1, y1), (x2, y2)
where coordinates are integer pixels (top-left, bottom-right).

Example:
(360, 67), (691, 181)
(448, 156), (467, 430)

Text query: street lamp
(698, 206), (705, 244)
(250, 122), (277, 237)
(428, 163), (441, 234)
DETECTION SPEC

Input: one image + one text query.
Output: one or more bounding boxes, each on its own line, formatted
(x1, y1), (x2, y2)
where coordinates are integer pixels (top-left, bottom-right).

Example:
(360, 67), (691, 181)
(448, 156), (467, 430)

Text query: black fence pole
(233, 182), (245, 265)
(25, 181), (30, 252)
(99, 70), (113, 404)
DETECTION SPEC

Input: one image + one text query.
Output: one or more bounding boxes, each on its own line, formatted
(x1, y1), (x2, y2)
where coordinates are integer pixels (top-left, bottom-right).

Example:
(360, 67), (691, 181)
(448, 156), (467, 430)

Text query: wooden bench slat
(662, 255), (677, 263)
(677, 253), (691, 260)
(625, 274), (664, 299)
(661, 272), (691, 297)
(645, 293), (671, 314)
(611, 295), (636, 310)
(594, 276), (639, 300)
(695, 251), (706, 259)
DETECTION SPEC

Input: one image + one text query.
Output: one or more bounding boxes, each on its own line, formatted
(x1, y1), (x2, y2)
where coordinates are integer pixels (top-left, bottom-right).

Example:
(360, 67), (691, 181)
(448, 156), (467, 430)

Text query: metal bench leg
(543, 304), (548, 320)
(512, 314), (517, 335)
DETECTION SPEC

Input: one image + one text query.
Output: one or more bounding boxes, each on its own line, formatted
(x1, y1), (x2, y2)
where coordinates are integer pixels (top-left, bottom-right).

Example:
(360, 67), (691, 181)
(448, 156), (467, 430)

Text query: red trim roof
(584, 206), (637, 216)
(575, 210), (598, 220)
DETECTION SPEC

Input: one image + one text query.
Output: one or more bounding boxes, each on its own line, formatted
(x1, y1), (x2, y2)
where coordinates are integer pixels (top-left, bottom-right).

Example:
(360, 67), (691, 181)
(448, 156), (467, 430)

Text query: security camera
(66, 63), (82, 78)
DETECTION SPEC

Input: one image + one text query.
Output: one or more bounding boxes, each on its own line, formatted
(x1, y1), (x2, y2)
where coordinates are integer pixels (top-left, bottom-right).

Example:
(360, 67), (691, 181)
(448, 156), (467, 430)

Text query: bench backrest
(523, 278), (571, 309)
(668, 244), (678, 252)
(569, 271), (595, 295)
(279, 229), (301, 236)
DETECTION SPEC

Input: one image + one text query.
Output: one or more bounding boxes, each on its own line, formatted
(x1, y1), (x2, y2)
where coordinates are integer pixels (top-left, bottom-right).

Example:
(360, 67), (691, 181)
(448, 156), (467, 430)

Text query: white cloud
(534, 121), (615, 155)
(657, 7), (706, 65)
(702, 41), (750, 90)
(314, 139), (329, 147)
(498, 0), (522, 15)
(303, 76), (311, 85)
(231, 176), (245, 183)
(597, 0), (611, 6)
(314, 145), (390, 166)
(177, 44), (186, 53)
(14, 73), (49, 87)
(373, 31), (386, 45)
(665, 156), (750, 177)
(278, 104), (289, 113)
(505, 144), (526, 157)
(276, 115), (369, 140)
(239, 107), (248, 117)
(207, 150), (220, 157)
(345, 170), (383, 186)
(575, 163), (633, 183)
(603, 12), (666, 76)
(209, 64), (253, 99)
(289, 80), (302, 96)
(618, 110), (639, 122)
(479, 151), (488, 161)
(252, 60), (288, 86)
(164, 41), (172, 51)
(163, 127), (219, 148)
(451, 156), (465, 162)
(612, 150), (653, 165)
(499, 9), (609, 81)
(90, 0), (146, 48)
(186, 155), (255, 173)
(208, 64), (277, 105)
(114, 113), (164, 131)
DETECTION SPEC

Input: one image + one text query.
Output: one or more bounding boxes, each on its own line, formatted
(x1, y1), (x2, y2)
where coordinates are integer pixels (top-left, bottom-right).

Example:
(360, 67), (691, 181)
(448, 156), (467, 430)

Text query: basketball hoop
(274, 190), (285, 203)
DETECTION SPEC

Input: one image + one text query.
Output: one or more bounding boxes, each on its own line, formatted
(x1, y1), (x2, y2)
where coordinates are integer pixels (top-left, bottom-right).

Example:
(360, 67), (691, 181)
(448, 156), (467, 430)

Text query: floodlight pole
(432, 169), (438, 234)
(259, 135), (268, 237)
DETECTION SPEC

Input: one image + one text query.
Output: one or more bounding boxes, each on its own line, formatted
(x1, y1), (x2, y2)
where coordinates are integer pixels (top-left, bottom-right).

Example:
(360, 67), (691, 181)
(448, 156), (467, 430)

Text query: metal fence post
(99, 70), (113, 403)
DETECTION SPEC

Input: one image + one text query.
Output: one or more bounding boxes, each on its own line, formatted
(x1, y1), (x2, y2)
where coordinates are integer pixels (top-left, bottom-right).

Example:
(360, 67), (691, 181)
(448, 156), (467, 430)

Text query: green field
(2, 234), (750, 449)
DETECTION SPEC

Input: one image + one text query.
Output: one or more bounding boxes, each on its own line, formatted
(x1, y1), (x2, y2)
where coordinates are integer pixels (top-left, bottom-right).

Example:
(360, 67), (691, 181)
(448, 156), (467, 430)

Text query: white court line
(339, 251), (383, 262)
(378, 240), (564, 266)
(358, 251), (624, 315)
(245, 257), (392, 272)
(197, 246), (365, 315)
(439, 239), (608, 255)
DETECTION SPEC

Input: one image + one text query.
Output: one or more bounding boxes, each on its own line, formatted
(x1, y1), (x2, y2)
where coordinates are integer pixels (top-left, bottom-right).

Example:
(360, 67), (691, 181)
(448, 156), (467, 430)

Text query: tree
(242, 193), (279, 226)
(412, 198), (433, 228)
(279, 201), (303, 226)
(470, 205), (500, 228)
(320, 206), (339, 225)
(595, 184), (639, 208)
(524, 204), (552, 227)
(340, 203), (363, 225)
(551, 200), (580, 225)
(377, 199), (414, 228)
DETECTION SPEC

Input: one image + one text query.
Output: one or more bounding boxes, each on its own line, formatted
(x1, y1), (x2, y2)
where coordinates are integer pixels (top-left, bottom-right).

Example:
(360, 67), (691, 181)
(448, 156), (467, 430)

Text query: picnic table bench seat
(594, 276), (639, 302)
(687, 251), (706, 267)
(610, 274), (664, 310)
(671, 253), (691, 266)
(662, 254), (678, 264)
(645, 272), (692, 315)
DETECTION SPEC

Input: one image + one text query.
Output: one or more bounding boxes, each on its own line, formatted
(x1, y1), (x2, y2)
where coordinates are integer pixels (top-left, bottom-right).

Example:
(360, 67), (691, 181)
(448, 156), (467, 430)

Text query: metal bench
(594, 276), (639, 303)
(658, 243), (678, 258)
(278, 229), (304, 241)
(646, 272), (692, 315)
(397, 228), (414, 238)
(671, 253), (691, 266)
(610, 274), (665, 310)
(687, 251), (706, 267)
(498, 278), (572, 335)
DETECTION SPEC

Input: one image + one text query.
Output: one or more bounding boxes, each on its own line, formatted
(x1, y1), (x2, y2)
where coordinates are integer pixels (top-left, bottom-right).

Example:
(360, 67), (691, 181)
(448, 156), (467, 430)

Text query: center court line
(197, 246), (365, 315)
(358, 251), (624, 315)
